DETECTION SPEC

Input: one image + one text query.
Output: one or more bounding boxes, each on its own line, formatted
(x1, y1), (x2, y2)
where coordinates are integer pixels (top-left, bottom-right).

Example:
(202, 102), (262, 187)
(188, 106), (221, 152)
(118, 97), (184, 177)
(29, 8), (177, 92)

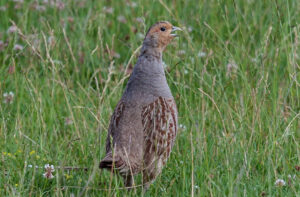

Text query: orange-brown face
(144, 21), (182, 51)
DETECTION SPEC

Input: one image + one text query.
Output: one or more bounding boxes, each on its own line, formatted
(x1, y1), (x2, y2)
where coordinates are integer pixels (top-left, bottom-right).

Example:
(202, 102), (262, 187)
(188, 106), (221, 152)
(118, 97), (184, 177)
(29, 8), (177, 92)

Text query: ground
(0, 0), (299, 196)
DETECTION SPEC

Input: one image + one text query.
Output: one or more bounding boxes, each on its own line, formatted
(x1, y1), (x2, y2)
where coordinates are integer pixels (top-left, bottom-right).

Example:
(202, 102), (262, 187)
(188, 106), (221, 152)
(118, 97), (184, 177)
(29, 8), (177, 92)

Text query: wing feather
(141, 97), (178, 167)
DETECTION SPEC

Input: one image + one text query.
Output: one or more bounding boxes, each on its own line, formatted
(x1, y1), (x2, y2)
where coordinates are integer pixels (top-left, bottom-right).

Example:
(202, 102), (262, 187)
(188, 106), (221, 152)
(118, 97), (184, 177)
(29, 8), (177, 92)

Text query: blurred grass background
(0, 0), (299, 196)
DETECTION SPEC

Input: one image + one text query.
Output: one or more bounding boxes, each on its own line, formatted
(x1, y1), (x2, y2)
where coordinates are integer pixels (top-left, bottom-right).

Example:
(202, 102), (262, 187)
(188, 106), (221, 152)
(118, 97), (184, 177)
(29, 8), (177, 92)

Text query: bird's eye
(160, 27), (166, 31)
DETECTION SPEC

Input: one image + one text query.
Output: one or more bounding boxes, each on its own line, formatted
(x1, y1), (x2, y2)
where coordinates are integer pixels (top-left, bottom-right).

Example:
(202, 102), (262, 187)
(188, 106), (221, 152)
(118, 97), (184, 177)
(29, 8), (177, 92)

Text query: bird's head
(143, 21), (182, 52)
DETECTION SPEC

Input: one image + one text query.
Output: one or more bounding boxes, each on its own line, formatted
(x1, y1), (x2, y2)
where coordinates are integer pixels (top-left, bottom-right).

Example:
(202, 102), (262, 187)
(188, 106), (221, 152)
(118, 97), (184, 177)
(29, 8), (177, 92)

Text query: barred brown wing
(142, 97), (178, 168)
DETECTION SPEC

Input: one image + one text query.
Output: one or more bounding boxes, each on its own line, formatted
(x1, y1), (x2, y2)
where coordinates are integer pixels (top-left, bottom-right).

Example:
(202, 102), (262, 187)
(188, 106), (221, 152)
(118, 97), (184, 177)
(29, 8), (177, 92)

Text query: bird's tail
(99, 152), (123, 169)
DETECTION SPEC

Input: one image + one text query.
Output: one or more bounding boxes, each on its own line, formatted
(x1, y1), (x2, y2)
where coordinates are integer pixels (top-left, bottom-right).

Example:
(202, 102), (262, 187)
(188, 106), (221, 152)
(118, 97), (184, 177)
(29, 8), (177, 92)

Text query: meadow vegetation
(0, 0), (299, 196)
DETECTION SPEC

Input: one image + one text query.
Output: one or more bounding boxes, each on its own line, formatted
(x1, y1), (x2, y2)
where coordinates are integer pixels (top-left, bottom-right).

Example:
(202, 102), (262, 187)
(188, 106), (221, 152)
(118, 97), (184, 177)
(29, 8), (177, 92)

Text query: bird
(99, 21), (181, 190)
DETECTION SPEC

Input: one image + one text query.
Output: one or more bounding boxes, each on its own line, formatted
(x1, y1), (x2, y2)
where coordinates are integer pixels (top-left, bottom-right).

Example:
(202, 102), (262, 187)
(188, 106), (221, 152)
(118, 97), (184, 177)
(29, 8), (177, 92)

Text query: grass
(0, 0), (299, 196)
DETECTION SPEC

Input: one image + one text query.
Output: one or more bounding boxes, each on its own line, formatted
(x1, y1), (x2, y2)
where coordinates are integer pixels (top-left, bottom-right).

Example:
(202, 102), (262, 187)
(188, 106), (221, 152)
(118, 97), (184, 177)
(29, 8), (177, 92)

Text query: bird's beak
(171, 26), (182, 37)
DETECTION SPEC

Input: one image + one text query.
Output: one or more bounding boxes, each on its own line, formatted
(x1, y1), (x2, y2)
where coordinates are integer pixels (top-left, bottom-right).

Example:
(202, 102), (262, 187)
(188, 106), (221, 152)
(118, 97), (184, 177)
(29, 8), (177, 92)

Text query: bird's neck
(123, 45), (172, 98)
(139, 44), (163, 60)
(136, 46), (164, 76)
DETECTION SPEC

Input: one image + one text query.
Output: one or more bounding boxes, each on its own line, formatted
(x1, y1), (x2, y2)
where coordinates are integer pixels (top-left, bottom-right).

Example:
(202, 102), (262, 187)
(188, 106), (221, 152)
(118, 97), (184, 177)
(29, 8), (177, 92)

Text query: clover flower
(3, 92), (14, 104)
(275, 179), (286, 187)
(13, 44), (24, 51)
(179, 124), (187, 130)
(43, 164), (55, 179)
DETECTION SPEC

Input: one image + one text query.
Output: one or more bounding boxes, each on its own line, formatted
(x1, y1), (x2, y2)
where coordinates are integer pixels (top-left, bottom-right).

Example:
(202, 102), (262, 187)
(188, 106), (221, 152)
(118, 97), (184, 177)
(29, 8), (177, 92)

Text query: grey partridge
(100, 21), (181, 190)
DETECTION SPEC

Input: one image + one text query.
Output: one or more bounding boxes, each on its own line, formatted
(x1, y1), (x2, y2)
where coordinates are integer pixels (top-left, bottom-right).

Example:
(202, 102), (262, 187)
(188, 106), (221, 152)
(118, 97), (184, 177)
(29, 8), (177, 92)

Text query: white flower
(194, 185), (199, 189)
(35, 165), (39, 169)
(288, 174), (296, 179)
(0, 6), (7, 11)
(3, 91), (14, 104)
(128, 2), (137, 7)
(34, 5), (46, 11)
(275, 179), (286, 186)
(43, 172), (54, 179)
(117, 15), (127, 23)
(44, 164), (55, 172)
(226, 60), (238, 77)
(197, 51), (206, 58)
(13, 44), (24, 51)
(179, 124), (187, 130)
(7, 25), (18, 34)
(177, 50), (186, 56)
(102, 6), (113, 14)
(64, 117), (73, 126)
(135, 17), (144, 23)
(56, 1), (65, 10)
(160, 187), (166, 192)
(43, 164), (55, 179)
(187, 26), (193, 32)
(28, 165), (33, 168)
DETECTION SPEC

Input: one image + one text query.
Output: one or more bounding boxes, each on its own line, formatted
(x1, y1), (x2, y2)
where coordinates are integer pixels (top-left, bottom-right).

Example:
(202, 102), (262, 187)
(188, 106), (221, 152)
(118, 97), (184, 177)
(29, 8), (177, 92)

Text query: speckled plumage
(99, 21), (181, 190)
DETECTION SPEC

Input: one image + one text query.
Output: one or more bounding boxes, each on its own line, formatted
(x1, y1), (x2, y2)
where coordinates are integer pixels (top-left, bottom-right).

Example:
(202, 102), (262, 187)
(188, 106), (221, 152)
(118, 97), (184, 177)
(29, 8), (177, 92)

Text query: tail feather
(99, 153), (123, 169)
(99, 159), (113, 169)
